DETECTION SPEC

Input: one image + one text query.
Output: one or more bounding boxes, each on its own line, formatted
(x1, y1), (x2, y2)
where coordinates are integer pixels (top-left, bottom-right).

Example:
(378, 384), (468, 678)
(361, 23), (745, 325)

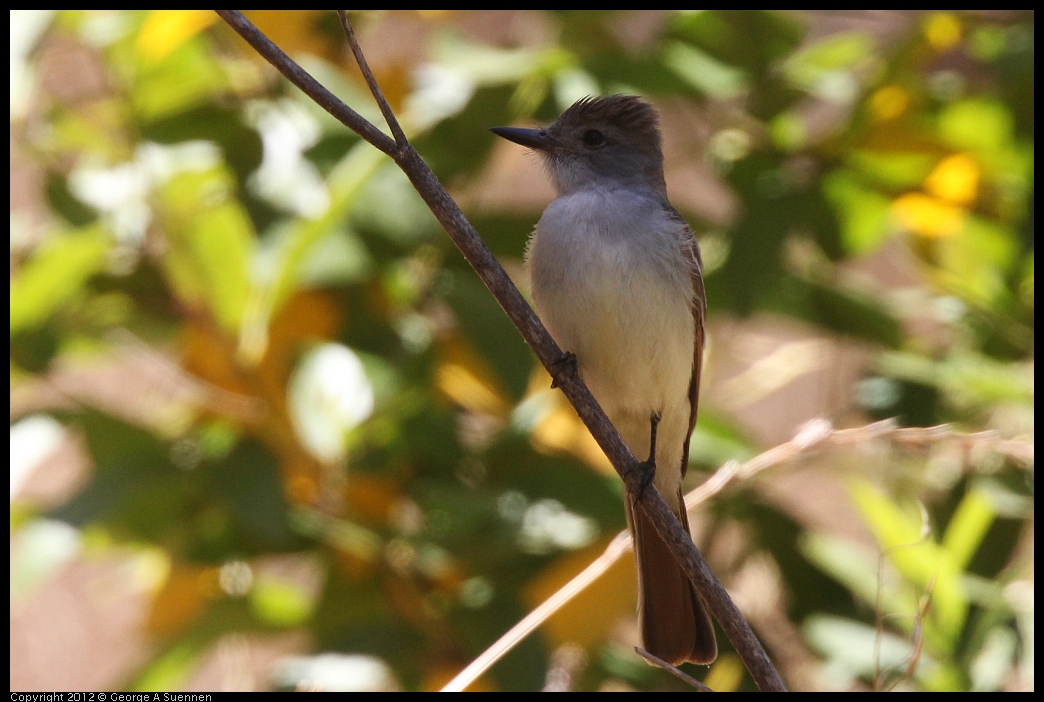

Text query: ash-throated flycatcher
(492, 95), (716, 665)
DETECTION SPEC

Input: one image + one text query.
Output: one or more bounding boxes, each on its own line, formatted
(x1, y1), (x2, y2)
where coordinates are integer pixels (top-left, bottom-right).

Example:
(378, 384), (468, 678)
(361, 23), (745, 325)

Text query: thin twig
(875, 503), (932, 691)
(441, 532), (632, 691)
(336, 11), (408, 148)
(635, 648), (713, 692)
(214, 10), (398, 158)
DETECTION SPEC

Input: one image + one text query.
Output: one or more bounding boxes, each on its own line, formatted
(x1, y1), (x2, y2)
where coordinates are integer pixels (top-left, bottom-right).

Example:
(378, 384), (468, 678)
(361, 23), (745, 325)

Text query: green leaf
(935, 216), (1018, 306)
(662, 41), (746, 99)
(468, 214), (535, 261)
(823, 170), (893, 255)
(10, 323), (61, 373)
(45, 172), (98, 227)
(804, 614), (928, 678)
(131, 641), (203, 692)
(212, 439), (300, 554)
(250, 576), (316, 627)
(785, 30), (872, 102)
(157, 166), (255, 332)
(784, 31), (874, 90)
(10, 225), (111, 333)
(849, 479), (968, 648)
(129, 32), (228, 121)
(351, 162), (441, 247)
(669, 10), (805, 74)
(938, 98), (1014, 155)
(415, 85), (514, 182)
(246, 139), (387, 347)
(799, 532), (916, 615)
(687, 411), (756, 468)
(941, 489), (996, 571)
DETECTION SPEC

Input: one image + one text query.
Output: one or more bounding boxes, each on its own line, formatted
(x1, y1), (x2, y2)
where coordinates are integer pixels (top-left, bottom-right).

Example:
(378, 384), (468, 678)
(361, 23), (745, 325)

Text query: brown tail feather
(627, 494), (717, 665)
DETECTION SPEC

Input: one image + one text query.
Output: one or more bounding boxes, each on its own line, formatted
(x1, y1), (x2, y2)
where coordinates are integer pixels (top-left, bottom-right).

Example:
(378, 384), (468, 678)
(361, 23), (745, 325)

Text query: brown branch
(216, 10), (786, 692)
(336, 11), (408, 149)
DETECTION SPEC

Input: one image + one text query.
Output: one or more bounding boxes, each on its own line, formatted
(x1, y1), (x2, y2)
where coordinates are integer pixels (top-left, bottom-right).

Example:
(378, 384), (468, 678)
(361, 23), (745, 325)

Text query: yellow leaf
(869, 85), (909, 121)
(244, 10), (335, 62)
(137, 10), (218, 63)
(892, 192), (965, 238)
(435, 339), (509, 417)
(146, 562), (216, 637)
(924, 13), (962, 52)
(703, 654), (746, 692)
(924, 153), (979, 206)
(531, 400), (614, 475)
(435, 362), (508, 416)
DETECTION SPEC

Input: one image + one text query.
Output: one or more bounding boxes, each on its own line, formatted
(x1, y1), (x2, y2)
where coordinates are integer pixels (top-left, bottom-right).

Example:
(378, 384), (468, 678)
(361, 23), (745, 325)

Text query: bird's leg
(631, 411), (660, 501)
(549, 351), (578, 389)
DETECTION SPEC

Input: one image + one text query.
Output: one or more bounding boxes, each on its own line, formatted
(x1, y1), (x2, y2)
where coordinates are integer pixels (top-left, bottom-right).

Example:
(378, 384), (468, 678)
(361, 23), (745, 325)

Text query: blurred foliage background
(10, 10), (1033, 692)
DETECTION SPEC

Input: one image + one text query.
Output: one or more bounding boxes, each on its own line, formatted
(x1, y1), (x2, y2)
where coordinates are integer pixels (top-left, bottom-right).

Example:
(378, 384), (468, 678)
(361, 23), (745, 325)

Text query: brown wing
(670, 210), (706, 478)
(635, 208), (715, 664)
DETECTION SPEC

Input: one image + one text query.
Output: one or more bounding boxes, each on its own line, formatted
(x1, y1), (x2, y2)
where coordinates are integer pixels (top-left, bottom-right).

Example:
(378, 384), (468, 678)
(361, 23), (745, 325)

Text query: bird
(491, 95), (716, 665)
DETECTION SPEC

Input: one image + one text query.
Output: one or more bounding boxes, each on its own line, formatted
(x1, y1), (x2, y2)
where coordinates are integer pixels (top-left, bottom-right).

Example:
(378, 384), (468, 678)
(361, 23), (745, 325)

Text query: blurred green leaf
(877, 349), (1033, 412)
(941, 489), (995, 571)
(662, 41), (746, 99)
(250, 576), (316, 627)
(783, 31), (873, 97)
(129, 29), (228, 121)
(45, 172), (99, 227)
(131, 641), (203, 692)
(213, 439), (301, 555)
(10, 225), (111, 333)
(935, 216), (1018, 306)
(351, 162), (440, 246)
(157, 166), (255, 332)
(468, 214), (535, 261)
(823, 169), (894, 255)
(846, 150), (937, 190)
(688, 411), (756, 468)
(669, 10), (805, 75)
(10, 323), (61, 373)
(805, 614), (925, 677)
(800, 531), (914, 615)
(938, 98), (1014, 155)
(850, 479), (968, 647)
(805, 614), (965, 690)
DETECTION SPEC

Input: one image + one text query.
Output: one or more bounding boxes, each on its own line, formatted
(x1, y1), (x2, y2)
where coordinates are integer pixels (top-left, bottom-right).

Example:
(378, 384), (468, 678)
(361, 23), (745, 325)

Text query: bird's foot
(549, 351), (578, 389)
(629, 412), (661, 501)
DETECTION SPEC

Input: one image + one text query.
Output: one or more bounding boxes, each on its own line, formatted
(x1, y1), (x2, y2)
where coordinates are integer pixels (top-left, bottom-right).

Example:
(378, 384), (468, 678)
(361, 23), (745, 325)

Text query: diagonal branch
(636, 648), (713, 691)
(336, 10), (408, 148)
(216, 10), (786, 692)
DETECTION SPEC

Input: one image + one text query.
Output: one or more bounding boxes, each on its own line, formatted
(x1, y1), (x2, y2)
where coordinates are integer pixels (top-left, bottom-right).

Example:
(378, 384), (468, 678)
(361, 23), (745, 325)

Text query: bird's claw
(630, 412), (661, 501)
(549, 351), (578, 389)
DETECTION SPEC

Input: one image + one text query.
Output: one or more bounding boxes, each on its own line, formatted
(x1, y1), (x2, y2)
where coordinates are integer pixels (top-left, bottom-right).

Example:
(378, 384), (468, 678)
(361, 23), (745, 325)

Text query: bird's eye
(582, 129), (606, 148)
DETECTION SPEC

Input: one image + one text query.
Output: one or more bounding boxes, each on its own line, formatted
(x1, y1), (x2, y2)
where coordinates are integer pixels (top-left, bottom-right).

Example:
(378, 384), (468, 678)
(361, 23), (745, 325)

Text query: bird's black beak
(490, 126), (557, 151)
